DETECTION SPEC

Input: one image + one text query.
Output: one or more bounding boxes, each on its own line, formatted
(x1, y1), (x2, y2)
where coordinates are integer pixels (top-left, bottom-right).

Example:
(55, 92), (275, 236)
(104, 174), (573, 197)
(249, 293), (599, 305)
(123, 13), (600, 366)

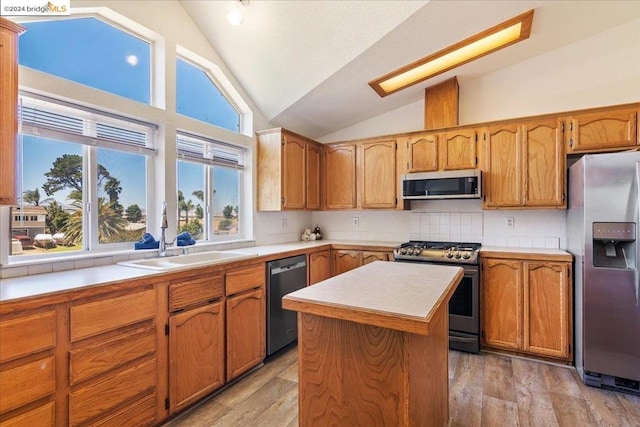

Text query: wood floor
(163, 345), (640, 427)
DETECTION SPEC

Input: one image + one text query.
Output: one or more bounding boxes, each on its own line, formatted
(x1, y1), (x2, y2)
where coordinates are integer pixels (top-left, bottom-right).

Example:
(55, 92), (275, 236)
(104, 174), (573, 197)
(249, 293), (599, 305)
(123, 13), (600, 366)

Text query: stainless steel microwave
(402, 169), (482, 200)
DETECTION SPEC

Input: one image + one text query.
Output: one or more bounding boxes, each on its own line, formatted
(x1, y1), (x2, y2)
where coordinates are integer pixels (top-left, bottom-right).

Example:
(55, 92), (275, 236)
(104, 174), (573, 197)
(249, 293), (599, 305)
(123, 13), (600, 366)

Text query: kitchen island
(282, 261), (463, 427)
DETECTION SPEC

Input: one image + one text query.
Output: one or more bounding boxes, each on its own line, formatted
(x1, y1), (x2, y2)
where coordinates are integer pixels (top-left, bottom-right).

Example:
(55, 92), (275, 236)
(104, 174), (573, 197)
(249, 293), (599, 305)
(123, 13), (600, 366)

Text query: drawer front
(70, 289), (156, 342)
(69, 358), (155, 426)
(169, 275), (223, 312)
(0, 356), (55, 414)
(89, 393), (155, 427)
(0, 310), (55, 363)
(69, 326), (156, 386)
(0, 402), (54, 427)
(225, 264), (265, 296)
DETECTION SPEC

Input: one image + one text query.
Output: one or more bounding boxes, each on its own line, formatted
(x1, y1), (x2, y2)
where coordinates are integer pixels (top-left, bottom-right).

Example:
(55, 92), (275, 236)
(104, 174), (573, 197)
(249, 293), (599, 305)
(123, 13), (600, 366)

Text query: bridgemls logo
(1, 0), (70, 16)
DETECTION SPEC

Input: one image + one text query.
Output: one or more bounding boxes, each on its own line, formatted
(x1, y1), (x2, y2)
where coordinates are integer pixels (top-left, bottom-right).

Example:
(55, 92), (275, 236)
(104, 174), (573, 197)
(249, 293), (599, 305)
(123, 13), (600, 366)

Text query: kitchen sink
(117, 251), (258, 271)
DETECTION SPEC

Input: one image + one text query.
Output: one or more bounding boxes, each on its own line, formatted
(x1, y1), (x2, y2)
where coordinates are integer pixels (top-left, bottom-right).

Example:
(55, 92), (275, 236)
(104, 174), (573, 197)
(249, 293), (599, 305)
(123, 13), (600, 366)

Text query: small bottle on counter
(313, 225), (323, 240)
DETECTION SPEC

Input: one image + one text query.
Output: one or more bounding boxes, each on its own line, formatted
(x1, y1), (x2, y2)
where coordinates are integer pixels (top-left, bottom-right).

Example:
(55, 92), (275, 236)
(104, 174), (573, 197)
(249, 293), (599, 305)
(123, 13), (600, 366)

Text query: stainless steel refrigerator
(567, 151), (640, 395)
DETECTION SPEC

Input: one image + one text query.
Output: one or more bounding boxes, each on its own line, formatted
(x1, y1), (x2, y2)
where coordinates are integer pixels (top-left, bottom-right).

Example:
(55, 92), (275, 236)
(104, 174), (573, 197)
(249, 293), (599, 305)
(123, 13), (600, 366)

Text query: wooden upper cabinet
(481, 258), (522, 350)
(565, 108), (638, 153)
(306, 141), (321, 210)
(323, 144), (357, 209)
(360, 140), (396, 209)
(407, 134), (438, 173)
(282, 133), (306, 209)
(257, 128), (320, 211)
(523, 119), (565, 207)
(0, 18), (25, 206)
(484, 124), (523, 208)
(523, 262), (570, 359)
(441, 129), (477, 170)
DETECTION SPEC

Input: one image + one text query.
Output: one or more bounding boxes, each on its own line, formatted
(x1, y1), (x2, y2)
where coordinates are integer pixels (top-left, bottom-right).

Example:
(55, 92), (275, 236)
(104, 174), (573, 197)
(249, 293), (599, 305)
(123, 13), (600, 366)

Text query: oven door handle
(449, 335), (478, 343)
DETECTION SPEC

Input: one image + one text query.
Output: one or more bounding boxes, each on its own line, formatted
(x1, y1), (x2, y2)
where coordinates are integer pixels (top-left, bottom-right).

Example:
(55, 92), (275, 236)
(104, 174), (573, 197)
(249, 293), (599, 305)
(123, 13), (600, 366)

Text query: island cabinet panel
(0, 355), (55, 414)
(481, 259), (522, 350)
(323, 143), (357, 209)
(68, 358), (155, 426)
(226, 287), (265, 381)
(0, 310), (55, 363)
(332, 250), (362, 276)
(305, 141), (322, 210)
(282, 133), (306, 209)
(407, 133), (438, 173)
(0, 18), (24, 205)
(565, 108), (637, 153)
(0, 402), (55, 427)
(440, 129), (476, 170)
(359, 140), (397, 209)
(523, 119), (565, 207)
(308, 250), (331, 285)
(69, 288), (156, 342)
(169, 301), (225, 414)
(483, 124), (523, 208)
(523, 262), (571, 359)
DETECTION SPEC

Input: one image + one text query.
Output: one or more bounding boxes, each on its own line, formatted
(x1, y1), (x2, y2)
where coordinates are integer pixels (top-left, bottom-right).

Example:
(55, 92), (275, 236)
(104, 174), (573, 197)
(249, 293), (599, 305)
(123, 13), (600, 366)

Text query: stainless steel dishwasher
(267, 254), (307, 355)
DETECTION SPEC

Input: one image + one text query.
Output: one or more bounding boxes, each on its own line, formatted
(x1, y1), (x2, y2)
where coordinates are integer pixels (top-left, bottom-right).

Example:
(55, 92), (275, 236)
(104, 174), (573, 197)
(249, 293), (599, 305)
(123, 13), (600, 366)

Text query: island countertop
(282, 261), (463, 336)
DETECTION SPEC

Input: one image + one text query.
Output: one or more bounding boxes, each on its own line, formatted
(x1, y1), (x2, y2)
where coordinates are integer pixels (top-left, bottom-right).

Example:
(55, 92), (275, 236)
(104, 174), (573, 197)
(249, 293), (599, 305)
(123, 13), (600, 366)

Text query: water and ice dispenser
(592, 222), (637, 269)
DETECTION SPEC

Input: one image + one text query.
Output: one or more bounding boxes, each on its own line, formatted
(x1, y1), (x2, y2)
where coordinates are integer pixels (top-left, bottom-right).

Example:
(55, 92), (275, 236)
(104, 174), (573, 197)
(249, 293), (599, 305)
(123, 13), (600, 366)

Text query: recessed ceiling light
(226, 0), (247, 26)
(369, 9), (534, 97)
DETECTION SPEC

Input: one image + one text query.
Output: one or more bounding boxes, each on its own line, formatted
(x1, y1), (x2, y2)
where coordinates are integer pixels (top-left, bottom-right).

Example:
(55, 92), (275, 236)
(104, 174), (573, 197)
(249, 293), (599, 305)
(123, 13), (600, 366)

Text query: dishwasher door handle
(271, 261), (306, 275)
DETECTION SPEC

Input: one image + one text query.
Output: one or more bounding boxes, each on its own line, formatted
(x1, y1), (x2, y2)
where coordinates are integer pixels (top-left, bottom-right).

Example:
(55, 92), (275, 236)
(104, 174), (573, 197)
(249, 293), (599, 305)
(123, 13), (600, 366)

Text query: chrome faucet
(159, 202), (174, 257)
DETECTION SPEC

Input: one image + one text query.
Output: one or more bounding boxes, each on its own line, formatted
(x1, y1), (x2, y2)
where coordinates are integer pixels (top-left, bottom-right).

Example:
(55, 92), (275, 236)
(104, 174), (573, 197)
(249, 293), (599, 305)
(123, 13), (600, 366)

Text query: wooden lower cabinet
(309, 250), (331, 285)
(169, 301), (225, 414)
(332, 250), (361, 276)
(226, 287), (266, 381)
(481, 256), (572, 361)
(362, 251), (389, 264)
(0, 402), (55, 427)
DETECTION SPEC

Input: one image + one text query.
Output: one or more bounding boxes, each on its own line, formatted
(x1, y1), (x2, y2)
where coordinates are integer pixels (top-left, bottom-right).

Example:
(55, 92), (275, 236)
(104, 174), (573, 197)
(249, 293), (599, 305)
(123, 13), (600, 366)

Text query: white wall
(313, 18), (640, 250)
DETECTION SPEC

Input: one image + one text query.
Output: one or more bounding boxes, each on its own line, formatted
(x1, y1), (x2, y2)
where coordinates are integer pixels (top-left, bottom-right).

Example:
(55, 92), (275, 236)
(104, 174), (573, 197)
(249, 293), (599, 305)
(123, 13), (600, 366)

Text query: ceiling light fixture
(369, 9), (534, 97)
(226, 0), (247, 26)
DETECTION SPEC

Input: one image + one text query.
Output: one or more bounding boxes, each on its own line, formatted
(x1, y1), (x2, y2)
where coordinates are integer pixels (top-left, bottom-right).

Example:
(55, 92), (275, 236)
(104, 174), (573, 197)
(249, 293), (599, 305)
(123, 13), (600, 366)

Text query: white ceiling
(179, 0), (640, 139)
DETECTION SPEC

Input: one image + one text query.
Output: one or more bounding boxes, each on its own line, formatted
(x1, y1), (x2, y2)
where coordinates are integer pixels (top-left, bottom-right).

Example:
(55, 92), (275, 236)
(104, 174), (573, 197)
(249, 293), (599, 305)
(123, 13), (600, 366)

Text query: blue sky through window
(176, 58), (240, 132)
(19, 17), (151, 104)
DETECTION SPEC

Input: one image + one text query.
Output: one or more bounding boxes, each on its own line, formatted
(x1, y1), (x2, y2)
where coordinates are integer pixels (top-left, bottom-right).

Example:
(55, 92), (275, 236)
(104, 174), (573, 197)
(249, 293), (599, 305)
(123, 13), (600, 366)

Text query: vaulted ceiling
(180, 0), (639, 139)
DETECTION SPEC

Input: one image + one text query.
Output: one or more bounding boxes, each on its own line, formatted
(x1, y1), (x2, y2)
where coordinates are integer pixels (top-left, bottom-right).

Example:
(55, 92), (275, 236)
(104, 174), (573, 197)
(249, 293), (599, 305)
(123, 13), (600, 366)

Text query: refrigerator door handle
(635, 161), (640, 306)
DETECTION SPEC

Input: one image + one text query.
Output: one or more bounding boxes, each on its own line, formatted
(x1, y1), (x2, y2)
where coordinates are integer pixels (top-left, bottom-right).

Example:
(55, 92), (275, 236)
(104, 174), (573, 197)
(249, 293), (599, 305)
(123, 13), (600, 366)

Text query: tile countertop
(0, 240), (400, 303)
(0, 241), (571, 303)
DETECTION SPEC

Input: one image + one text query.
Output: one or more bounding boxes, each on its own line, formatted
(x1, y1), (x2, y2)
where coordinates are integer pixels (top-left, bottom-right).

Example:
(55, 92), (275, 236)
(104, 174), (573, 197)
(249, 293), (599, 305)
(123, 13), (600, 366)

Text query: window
(19, 17), (151, 104)
(176, 58), (240, 132)
(177, 133), (244, 241)
(10, 94), (156, 257)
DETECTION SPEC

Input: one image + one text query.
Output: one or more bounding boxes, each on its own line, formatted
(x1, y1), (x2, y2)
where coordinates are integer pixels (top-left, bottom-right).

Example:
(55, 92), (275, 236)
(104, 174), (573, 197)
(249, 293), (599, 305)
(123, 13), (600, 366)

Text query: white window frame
(176, 132), (245, 242)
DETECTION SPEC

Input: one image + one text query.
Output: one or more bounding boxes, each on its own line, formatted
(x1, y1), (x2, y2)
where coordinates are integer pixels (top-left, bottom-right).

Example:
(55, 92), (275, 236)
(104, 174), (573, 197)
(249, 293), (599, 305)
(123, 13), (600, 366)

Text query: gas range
(393, 241), (481, 265)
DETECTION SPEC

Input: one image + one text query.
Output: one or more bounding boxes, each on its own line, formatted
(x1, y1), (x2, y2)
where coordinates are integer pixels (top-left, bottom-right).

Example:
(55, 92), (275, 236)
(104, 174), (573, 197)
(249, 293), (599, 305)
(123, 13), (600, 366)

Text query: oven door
(448, 265), (479, 334)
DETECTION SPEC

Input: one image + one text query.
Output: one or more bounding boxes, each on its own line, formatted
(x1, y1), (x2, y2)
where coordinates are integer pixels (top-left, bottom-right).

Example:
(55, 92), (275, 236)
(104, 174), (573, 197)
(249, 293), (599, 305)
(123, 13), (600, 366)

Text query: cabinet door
(408, 134), (438, 172)
(282, 133), (306, 209)
(566, 108), (637, 153)
(523, 119), (565, 207)
(309, 250), (331, 285)
(481, 259), (522, 350)
(441, 129), (476, 170)
(305, 141), (321, 210)
(523, 262), (571, 359)
(0, 402), (55, 427)
(226, 287), (266, 381)
(362, 251), (389, 264)
(484, 124), (522, 208)
(332, 250), (361, 276)
(0, 20), (23, 205)
(360, 140), (396, 209)
(169, 301), (225, 413)
(323, 144), (357, 209)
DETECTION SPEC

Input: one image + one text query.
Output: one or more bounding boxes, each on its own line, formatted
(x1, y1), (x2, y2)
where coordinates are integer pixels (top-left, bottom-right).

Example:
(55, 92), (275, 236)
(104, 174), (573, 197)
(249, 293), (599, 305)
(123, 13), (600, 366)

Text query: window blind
(176, 132), (245, 169)
(19, 92), (157, 155)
